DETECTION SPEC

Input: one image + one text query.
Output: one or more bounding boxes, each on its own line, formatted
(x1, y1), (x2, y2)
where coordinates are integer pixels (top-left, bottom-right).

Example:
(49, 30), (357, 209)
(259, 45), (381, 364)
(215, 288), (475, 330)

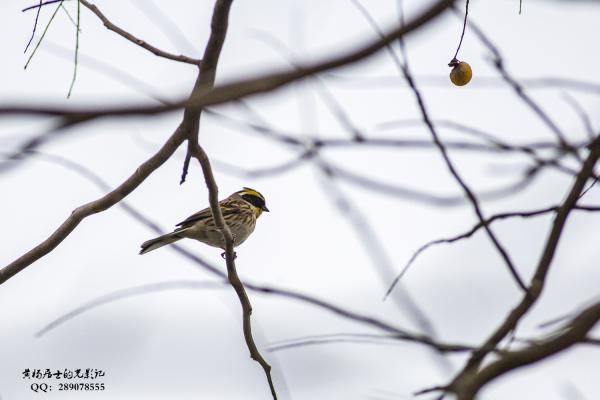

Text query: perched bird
(139, 188), (269, 255)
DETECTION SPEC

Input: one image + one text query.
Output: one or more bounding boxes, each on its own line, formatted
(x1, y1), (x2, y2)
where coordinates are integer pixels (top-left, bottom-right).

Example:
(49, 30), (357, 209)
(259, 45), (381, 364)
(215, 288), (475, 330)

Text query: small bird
(139, 187), (269, 255)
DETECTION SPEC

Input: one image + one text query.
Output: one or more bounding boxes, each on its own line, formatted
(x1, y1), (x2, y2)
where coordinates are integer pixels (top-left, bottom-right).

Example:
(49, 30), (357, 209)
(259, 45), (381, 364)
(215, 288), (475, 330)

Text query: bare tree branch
(11, 1), (279, 397)
(163, 1), (278, 396)
(37, 276), (479, 356)
(462, 10), (580, 160)
(36, 280), (226, 337)
(325, 160), (538, 207)
(21, 148), (438, 351)
(210, 107), (580, 156)
(0, 123), (188, 285)
(22, 0), (63, 12)
(349, 0), (527, 294)
(386, 204), (600, 295)
(24, 0), (43, 53)
(188, 144), (278, 399)
(78, 0), (202, 65)
(267, 332), (476, 353)
(0, 1), (210, 285)
(231, 91), (443, 343)
(131, 0), (198, 55)
(21, 150), (460, 356)
(8, 1), (596, 398)
(316, 160), (439, 337)
(1, 0), (456, 122)
(179, 0), (232, 184)
(562, 93), (596, 141)
(451, 301), (600, 399)
(445, 136), (600, 397)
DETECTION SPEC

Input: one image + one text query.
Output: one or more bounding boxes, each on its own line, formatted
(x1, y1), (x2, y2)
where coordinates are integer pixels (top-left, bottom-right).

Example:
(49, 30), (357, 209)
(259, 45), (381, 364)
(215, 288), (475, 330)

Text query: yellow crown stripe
(239, 187), (264, 200)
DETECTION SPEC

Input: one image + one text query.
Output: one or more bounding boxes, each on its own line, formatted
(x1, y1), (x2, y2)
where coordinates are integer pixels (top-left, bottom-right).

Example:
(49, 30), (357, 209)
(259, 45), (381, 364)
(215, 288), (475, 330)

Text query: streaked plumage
(139, 188), (269, 255)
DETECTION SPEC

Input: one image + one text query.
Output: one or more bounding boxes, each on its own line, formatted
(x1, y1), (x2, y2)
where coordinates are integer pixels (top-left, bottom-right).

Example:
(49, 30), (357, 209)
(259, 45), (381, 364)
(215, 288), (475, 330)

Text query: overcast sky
(1, 1), (600, 399)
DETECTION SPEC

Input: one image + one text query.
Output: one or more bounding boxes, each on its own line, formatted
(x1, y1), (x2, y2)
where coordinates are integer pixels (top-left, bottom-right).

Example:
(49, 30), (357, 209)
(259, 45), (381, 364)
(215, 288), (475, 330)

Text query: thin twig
(267, 332), (475, 353)
(36, 280), (226, 337)
(211, 151), (313, 178)
(414, 385), (449, 396)
(66, 0), (80, 98)
(464, 14), (578, 159)
(43, 41), (170, 104)
(22, 0), (63, 12)
(317, 160), (439, 339)
(562, 93), (596, 140)
(451, 0), (470, 62)
(384, 204), (600, 297)
(77, 0), (202, 65)
(24, 1), (64, 69)
(312, 80), (365, 141)
(325, 160), (535, 207)
(579, 175), (600, 199)
(131, 0), (198, 55)
(60, 3), (78, 27)
(24, 0), (44, 53)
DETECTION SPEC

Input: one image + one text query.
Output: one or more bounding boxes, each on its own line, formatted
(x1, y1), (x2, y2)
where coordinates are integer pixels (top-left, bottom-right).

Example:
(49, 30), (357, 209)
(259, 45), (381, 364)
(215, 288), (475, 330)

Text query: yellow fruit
(449, 61), (472, 86)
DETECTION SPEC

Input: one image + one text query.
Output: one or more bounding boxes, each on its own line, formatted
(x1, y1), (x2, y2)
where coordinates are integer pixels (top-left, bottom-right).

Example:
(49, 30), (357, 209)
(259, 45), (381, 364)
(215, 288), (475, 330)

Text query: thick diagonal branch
(0, 123), (188, 285)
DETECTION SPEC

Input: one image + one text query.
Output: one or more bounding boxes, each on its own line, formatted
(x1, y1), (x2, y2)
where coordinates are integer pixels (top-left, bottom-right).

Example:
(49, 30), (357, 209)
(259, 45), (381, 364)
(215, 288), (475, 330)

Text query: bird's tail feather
(139, 231), (183, 255)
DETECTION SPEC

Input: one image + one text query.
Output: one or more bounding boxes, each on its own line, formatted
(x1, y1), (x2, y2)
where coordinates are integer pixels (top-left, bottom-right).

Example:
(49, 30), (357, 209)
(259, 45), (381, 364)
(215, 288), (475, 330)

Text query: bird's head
(237, 187), (269, 217)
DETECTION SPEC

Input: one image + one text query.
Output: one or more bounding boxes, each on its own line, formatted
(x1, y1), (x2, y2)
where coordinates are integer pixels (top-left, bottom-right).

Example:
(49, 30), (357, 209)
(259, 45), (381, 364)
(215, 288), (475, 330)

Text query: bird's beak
(263, 205), (270, 212)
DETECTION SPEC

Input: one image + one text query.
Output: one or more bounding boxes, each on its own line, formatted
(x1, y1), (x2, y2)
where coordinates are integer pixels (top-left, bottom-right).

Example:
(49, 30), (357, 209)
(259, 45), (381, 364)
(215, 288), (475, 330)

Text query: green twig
(24, 1), (64, 69)
(519, 0), (523, 15)
(67, 0), (81, 98)
(60, 3), (78, 28)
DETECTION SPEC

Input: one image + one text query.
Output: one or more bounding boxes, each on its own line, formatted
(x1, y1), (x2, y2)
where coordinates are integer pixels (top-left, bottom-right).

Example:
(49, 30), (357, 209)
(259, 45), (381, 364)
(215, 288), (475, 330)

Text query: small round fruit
(449, 61), (472, 86)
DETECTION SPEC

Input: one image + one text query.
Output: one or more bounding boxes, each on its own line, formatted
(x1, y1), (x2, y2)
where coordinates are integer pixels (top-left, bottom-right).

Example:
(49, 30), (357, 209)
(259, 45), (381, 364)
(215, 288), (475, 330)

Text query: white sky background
(1, 0), (600, 399)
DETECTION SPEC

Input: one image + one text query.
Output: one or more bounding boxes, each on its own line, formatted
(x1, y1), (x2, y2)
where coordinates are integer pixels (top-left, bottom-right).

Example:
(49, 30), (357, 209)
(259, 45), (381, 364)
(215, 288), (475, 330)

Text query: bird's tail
(139, 231), (183, 254)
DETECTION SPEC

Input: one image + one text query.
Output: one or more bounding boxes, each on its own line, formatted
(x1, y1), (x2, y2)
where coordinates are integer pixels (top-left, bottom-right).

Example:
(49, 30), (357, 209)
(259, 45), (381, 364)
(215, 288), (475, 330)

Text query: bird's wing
(175, 201), (242, 229)
(175, 206), (213, 229)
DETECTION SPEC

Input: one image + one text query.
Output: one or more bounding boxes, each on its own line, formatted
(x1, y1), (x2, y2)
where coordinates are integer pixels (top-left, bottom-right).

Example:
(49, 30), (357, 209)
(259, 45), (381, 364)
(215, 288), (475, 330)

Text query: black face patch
(242, 194), (265, 209)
